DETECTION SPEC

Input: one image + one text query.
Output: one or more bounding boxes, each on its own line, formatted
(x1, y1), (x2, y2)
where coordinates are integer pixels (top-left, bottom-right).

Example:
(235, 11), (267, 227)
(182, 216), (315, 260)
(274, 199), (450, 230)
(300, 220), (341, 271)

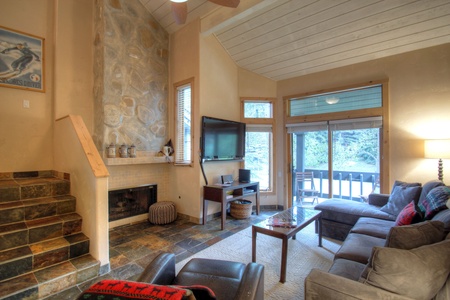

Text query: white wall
(0, 0), (54, 171)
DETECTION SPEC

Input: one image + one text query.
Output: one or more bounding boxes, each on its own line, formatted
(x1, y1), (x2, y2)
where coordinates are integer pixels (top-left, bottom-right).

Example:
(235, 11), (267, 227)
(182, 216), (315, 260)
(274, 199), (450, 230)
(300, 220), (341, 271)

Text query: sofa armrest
(137, 252), (176, 285)
(305, 269), (413, 300)
(368, 193), (390, 207)
(234, 262), (264, 300)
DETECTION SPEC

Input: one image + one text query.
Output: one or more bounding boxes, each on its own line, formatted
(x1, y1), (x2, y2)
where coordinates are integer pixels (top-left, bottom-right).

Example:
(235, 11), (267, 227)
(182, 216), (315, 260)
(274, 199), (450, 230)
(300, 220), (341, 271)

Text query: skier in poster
(0, 42), (40, 80)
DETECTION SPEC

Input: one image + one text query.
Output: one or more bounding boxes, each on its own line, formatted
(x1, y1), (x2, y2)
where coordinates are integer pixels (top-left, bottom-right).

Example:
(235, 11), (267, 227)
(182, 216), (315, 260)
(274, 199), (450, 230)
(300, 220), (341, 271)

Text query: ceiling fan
(171, 0), (240, 25)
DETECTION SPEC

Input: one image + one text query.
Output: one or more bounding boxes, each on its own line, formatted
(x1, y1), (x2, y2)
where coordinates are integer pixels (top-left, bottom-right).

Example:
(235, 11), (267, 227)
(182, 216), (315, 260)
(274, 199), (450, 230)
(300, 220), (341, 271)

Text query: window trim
(241, 97), (277, 194)
(174, 78), (194, 166)
(241, 97), (275, 125)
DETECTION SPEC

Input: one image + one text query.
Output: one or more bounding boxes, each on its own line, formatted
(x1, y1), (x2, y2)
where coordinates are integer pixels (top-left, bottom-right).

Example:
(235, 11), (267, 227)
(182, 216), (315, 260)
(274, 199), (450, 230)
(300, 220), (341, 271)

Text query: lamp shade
(424, 139), (450, 159)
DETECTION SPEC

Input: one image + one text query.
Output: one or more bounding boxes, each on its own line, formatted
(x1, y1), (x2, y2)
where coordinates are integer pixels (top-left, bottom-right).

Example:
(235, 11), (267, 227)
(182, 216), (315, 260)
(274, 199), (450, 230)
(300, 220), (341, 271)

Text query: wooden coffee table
(252, 206), (322, 283)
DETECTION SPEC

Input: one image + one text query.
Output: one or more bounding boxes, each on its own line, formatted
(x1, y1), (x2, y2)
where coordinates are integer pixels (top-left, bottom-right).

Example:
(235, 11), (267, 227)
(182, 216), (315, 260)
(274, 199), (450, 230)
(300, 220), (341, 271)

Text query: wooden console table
(203, 182), (260, 230)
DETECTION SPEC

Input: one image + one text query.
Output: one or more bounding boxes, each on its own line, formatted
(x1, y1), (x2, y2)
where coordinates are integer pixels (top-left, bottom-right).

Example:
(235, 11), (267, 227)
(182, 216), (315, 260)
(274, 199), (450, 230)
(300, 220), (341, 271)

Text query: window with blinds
(175, 80), (193, 165)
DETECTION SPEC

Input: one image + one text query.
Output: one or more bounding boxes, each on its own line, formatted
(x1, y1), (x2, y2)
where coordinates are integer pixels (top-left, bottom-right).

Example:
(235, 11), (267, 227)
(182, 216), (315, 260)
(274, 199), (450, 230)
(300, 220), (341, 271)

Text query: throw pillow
(380, 185), (422, 217)
(419, 185), (450, 219)
(385, 220), (445, 249)
(77, 280), (195, 300)
(418, 180), (445, 206)
(391, 180), (421, 194)
(394, 201), (423, 226)
(359, 239), (450, 300)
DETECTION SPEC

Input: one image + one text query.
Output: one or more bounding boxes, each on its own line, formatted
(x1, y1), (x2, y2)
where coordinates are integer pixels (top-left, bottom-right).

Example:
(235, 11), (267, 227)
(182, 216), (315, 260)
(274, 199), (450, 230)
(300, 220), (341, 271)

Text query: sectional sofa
(305, 180), (450, 299)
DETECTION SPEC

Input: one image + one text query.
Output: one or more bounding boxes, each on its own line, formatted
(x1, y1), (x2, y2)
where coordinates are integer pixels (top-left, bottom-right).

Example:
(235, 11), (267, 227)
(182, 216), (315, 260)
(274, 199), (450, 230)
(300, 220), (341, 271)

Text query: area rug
(176, 223), (342, 300)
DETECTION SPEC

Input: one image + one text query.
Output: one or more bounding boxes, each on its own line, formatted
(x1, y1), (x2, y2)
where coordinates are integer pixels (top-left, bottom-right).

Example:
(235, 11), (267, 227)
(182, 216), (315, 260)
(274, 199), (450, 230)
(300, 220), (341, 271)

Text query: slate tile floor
(43, 209), (279, 299)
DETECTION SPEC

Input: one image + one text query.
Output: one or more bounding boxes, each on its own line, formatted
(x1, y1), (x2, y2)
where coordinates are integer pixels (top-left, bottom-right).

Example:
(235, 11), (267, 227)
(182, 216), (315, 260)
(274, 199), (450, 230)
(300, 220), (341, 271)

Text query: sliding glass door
(292, 127), (328, 203)
(287, 83), (386, 206)
(330, 121), (380, 200)
(290, 118), (381, 205)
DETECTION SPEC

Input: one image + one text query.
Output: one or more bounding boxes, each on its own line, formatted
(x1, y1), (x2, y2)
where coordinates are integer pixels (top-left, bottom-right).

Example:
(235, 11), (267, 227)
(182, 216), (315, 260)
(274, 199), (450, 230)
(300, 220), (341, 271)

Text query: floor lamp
(424, 139), (450, 182)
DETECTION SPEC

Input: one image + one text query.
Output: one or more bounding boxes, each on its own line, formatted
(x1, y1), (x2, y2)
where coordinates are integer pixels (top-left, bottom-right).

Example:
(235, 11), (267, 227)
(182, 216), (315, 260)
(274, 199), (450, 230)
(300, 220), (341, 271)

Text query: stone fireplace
(93, 0), (169, 155)
(108, 184), (157, 221)
(93, 1), (171, 227)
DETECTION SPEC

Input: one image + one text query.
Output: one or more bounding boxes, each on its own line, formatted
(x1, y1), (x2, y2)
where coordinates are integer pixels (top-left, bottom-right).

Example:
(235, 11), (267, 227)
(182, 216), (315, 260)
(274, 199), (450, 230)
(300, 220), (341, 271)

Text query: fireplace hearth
(108, 185), (157, 221)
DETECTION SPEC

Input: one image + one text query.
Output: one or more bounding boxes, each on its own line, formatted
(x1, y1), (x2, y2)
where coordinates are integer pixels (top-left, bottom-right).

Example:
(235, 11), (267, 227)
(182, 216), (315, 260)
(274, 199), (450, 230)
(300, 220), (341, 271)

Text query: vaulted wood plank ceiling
(139, 0), (450, 81)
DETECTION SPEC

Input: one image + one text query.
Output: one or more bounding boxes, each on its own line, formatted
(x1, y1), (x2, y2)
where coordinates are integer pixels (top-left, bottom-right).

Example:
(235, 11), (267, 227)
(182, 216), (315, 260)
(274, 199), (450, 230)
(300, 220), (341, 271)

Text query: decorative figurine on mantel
(107, 143), (116, 158)
(129, 144), (136, 158)
(159, 139), (174, 157)
(119, 144), (128, 158)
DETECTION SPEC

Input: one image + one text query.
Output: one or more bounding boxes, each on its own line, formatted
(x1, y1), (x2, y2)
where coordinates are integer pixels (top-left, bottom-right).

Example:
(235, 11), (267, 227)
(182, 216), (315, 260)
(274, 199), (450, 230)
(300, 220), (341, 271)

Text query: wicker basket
(230, 200), (252, 219)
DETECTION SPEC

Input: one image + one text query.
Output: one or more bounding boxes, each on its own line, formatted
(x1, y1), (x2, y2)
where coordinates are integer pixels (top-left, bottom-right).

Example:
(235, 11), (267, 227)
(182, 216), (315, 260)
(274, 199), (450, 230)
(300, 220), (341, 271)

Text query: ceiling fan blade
(208, 0), (240, 8)
(171, 2), (187, 25)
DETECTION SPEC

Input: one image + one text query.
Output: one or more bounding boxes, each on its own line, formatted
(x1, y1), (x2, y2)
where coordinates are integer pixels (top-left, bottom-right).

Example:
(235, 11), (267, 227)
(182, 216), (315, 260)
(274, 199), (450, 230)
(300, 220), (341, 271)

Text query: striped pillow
(419, 186), (450, 219)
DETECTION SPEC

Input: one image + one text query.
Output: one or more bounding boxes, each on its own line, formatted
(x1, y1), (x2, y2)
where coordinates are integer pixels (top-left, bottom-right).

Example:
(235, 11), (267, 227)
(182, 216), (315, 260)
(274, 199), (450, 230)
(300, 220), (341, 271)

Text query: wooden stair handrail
(57, 114), (109, 178)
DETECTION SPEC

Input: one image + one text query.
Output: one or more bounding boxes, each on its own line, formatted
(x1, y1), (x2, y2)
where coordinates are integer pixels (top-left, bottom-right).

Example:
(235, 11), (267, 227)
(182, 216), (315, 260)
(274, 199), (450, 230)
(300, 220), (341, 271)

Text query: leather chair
(137, 252), (265, 300)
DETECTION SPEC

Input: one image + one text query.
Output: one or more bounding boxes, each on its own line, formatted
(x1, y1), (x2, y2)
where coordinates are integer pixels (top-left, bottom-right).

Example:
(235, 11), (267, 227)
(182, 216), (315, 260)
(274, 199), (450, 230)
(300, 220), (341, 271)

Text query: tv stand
(203, 182), (260, 230)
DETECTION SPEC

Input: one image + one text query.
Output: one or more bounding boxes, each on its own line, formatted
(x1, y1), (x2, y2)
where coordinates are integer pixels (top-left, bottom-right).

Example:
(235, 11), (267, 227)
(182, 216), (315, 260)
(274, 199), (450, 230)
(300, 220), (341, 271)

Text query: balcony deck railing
(295, 169), (379, 202)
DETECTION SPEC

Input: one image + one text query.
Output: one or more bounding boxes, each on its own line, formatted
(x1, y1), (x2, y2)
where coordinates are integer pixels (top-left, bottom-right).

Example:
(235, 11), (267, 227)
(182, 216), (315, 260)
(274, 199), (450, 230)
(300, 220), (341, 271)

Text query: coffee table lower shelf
(251, 207), (322, 283)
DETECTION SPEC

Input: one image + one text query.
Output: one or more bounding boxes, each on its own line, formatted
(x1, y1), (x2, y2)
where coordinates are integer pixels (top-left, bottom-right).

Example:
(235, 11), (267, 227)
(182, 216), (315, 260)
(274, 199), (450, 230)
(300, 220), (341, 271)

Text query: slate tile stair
(0, 171), (100, 299)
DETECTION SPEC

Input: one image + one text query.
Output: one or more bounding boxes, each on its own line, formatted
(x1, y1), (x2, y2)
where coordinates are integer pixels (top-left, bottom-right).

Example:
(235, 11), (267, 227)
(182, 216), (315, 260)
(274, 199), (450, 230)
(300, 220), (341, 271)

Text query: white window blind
(286, 117), (382, 133)
(289, 85), (382, 117)
(329, 117), (382, 130)
(175, 83), (192, 164)
(286, 121), (328, 133)
(246, 124), (273, 132)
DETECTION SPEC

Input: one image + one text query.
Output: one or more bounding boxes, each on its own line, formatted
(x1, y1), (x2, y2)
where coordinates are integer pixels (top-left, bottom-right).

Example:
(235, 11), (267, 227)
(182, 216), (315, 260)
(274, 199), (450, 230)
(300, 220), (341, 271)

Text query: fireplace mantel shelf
(104, 156), (172, 166)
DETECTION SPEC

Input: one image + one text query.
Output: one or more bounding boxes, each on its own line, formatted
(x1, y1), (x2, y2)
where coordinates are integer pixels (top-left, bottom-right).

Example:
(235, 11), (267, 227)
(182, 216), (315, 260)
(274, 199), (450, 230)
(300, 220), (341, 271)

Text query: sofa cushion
(419, 185), (450, 219)
(335, 233), (386, 264)
(380, 185), (422, 217)
(350, 217), (394, 239)
(435, 275), (450, 300)
(433, 209), (450, 232)
(385, 220), (445, 249)
(315, 199), (395, 226)
(328, 258), (367, 281)
(77, 279), (195, 300)
(394, 200), (424, 226)
(359, 239), (450, 300)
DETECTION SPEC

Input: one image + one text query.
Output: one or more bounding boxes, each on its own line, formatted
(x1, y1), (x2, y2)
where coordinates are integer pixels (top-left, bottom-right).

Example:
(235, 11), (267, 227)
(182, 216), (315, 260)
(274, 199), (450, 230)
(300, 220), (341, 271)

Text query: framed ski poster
(0, 26), (45, 92)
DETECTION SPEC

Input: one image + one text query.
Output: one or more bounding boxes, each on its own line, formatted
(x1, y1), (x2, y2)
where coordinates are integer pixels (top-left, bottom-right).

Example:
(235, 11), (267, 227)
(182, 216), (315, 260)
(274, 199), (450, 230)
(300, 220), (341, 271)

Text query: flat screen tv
(201, 116), (246, 162)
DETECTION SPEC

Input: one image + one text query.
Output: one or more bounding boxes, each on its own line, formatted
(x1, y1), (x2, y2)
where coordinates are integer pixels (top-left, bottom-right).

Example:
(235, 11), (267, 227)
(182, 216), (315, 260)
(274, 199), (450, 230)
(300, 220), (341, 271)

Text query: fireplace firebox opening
(108, 184), (157, 222)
